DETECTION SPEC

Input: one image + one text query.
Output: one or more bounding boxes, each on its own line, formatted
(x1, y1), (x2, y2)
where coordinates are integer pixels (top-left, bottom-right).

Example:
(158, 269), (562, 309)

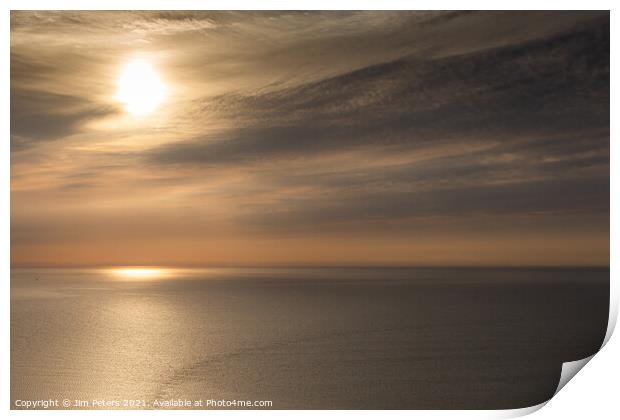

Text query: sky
(10, 11), (609, 267)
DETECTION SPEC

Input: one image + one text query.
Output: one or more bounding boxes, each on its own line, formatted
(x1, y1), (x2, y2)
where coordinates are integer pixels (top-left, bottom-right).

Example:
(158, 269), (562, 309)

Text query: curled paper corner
(553, 355), (595, 396)
(493, 285), (616, 419)
(545, 275), (617, 406)
(488, 356), (594, 419)
(543, 291), (617, 406)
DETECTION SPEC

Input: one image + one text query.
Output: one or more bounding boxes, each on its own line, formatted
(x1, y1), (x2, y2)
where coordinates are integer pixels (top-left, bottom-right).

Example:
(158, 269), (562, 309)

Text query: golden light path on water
(108, 267), (170, 279)
(106, 267), (242, 281)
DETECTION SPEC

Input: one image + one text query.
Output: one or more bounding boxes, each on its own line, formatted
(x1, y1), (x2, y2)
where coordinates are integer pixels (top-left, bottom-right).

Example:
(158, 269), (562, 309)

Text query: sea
(10, 267), (609, 409)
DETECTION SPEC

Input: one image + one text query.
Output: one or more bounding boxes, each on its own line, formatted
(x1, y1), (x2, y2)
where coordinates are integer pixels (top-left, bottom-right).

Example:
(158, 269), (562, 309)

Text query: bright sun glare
(116, 59), (167, 116)
(110, 267), (167, 279)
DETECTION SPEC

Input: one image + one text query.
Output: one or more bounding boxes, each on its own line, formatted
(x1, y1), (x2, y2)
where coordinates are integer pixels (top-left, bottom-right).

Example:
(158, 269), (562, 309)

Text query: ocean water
(11, 267), (608, 409)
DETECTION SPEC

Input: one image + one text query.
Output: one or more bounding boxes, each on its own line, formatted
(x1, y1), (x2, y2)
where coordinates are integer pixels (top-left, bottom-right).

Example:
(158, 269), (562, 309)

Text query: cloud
(10, 89), (119, 150)
(141, 16), (609, 233)
(147, 17), (608, 168)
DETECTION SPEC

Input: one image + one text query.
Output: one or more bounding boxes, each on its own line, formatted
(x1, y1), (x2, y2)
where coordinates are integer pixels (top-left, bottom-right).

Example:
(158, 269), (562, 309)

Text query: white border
(0, 0), (616, 10)
(2, 2), (617, 419)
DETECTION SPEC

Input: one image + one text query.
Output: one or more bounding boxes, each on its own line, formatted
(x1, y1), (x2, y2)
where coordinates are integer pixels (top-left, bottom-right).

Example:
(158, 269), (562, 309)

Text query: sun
(116, 58), (167, 116)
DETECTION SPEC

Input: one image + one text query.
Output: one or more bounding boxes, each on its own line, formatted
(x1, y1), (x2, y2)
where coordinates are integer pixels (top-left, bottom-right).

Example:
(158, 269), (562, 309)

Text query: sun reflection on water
(109, 267), (169, 280)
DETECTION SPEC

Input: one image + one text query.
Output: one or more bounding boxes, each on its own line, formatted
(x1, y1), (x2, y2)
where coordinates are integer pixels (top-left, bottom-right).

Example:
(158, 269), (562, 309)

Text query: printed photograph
(10, 10), (610, 410)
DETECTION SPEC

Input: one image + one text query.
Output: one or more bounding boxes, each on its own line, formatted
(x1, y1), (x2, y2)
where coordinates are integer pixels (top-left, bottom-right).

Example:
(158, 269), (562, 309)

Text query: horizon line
(10, 263), (611, 270)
